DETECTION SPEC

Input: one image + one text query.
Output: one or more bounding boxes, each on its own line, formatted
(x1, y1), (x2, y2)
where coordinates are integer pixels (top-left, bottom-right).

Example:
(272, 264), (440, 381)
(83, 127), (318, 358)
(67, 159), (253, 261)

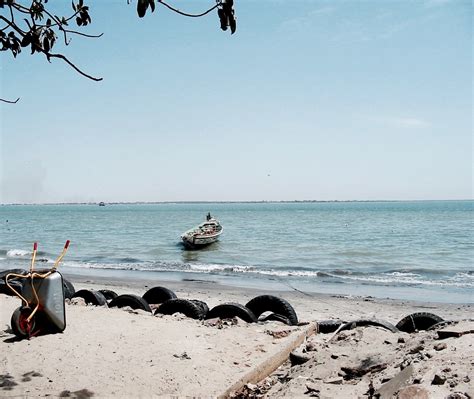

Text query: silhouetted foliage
(0, 0), (237, 102)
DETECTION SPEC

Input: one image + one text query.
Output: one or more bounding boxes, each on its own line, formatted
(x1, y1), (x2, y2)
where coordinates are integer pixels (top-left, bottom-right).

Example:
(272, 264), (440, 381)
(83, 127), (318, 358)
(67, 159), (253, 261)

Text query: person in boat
(206, 212), (212, 221)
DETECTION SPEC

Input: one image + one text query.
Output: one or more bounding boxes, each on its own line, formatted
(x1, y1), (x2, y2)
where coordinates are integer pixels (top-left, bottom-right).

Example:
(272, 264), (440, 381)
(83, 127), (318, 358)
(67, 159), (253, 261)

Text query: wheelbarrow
(5, 241), (70, 339)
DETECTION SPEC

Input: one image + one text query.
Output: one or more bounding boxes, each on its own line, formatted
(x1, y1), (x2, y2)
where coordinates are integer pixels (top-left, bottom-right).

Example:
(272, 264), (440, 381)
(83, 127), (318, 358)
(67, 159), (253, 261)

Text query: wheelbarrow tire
(11, 307), (35, 338)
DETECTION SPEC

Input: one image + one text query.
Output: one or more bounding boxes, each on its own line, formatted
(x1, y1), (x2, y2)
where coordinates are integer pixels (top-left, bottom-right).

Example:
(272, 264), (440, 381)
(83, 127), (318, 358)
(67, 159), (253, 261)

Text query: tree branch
(158, 0), (219, 18)
(0, 97), (20, 104)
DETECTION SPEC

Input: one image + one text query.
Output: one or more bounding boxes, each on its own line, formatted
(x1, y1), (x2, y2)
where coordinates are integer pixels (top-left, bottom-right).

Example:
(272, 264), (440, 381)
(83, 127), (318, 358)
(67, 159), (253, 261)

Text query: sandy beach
(1, 273), (473, 398)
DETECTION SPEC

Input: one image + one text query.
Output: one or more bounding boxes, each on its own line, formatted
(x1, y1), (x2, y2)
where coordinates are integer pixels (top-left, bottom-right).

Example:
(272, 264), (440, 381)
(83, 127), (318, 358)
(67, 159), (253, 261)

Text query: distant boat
(98, 202), (106, 207)
(181, 214), (223, 249)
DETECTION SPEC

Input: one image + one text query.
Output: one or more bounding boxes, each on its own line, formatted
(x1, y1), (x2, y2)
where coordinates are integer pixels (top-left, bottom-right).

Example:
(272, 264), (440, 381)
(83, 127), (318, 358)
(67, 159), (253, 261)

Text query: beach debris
(203, 318), (222, 327)
(374, 365), (414, 398)
(206, 302), (257, 323)
(431, 374), (446, 385)
(0, 374), (18, 390)
(21, 371), (42, 382)
(246, 295), (298, 326)
(290, 348), (312, 366)
(304, 382), (320, 397)
(436, 321), (474, 339)
(59, 388), (94, 398)
(265, 329), (292, 339)
(70, 297), (87, 306)
(340, 358), (388, 380)
(397, 385), (430, 399)
(323, 376), (343, 385)
(173, 352), (191, 360)
(396, 312), (444, 333)
(433, 342), (447, 351)
(142, 286), (177, 305)
(108, 294), (151, 313)
(155, 298), (205, 319)
(72, 290), (107, 307)
(445, 393), (471, 399)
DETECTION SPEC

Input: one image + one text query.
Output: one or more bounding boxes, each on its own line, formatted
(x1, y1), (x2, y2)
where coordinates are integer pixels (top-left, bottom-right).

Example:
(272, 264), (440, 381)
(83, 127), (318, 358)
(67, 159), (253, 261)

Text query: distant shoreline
(1, 199), (472, 206)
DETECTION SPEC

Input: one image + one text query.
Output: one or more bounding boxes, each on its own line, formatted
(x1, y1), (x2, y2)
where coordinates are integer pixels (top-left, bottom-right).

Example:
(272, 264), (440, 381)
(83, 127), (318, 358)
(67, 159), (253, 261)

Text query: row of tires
(0, 270), (450, 332)
(70, 285), (299, 325)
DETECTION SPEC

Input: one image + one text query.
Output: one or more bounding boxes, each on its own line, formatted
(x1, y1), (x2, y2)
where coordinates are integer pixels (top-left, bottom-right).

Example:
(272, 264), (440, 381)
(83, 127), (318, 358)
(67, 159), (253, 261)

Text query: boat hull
(181, 234), (220, 249)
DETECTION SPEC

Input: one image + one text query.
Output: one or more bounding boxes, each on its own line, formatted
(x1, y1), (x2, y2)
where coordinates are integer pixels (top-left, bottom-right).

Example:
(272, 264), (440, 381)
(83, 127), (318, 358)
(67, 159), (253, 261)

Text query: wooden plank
(218, 322), (317, 398)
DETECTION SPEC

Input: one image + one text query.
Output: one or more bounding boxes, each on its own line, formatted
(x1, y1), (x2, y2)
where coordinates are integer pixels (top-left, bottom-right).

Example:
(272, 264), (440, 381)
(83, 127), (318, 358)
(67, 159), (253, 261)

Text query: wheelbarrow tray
(21, 270), (66, 332)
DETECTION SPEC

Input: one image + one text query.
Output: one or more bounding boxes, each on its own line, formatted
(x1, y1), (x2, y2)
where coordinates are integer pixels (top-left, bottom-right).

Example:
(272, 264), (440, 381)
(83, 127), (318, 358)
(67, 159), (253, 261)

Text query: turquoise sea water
(0, 201), (472, 303)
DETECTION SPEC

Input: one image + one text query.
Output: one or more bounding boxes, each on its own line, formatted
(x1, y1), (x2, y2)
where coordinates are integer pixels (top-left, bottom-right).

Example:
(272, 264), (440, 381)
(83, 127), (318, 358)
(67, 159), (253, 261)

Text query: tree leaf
(137, 0), (148, 18)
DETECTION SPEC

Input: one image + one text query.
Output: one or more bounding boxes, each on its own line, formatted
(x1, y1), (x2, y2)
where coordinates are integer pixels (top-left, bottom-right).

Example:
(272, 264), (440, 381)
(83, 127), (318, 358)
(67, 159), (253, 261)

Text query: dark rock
(431, 374), (446, 385)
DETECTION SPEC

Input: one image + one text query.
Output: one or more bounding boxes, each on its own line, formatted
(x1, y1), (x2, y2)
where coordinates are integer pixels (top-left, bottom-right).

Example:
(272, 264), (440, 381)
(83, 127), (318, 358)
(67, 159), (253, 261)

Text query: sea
(0, 201), (472, 303)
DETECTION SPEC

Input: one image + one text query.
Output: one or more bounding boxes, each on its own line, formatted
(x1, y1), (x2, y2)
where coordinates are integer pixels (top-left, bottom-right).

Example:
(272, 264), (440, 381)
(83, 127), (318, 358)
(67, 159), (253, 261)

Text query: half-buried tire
(63, 278), (76, 299)
(206, 302), (257, 323)
(396, 312), (444, 333)
(98, 289), (118, 301)
(155, 298), (204, 320)
(190, 300), (209, 318)
(142, 286), (177, 305)
(0, 280), (23, 296)
(337, 318), (399, 333)
(72, 289), (107, 306)
(316, 319), (346, 334)
(246, 295), (298, 326)
(108, 294), (151, 313)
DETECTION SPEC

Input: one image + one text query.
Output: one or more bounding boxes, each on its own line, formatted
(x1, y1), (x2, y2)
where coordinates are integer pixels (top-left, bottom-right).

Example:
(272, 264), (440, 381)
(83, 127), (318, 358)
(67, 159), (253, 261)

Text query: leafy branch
(0, 0), (237, 103)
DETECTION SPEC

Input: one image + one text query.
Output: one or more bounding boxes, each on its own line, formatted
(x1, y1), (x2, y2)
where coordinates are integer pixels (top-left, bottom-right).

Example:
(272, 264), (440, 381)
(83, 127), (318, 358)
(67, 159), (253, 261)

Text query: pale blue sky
(1, 0), (472, 203)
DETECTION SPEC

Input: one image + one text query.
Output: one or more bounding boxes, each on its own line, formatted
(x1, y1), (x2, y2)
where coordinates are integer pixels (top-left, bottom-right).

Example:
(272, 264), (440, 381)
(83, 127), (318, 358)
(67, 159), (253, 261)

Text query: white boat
(181, 214), (223, 249)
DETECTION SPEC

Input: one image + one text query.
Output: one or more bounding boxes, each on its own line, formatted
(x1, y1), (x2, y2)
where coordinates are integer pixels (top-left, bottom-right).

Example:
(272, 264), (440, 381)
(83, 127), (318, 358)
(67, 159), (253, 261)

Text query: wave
(57, 259), (474, 289)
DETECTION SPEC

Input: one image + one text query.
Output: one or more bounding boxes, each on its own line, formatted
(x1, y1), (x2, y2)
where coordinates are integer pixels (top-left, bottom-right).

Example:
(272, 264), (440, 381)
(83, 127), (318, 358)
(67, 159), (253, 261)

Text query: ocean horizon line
(1, 199), (472, 206)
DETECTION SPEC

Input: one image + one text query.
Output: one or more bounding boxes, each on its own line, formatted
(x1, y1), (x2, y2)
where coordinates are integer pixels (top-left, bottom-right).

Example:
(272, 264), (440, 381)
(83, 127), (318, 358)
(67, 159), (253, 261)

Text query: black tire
(396, 312), (444, 333)
(0, 269), (27, 282)
(259, 312), (291, 325)
(337, 319), (399, 333)
(142, 286), (177, 305)
(72, 289), (107, 306)
(190, 300), (209, 318)
(0, 280), (23, 296)
(316, 320), (346, 334)
(63, 278), (76, 299)
(98, 289), (118, 301)
(206, 302), (257, 323)
(11, 307), (35, 338)
(155, 298), (204, 320)
(427, 320), (457, 331)
(246, 295), (298, 326)
(108, 294), (152, 313)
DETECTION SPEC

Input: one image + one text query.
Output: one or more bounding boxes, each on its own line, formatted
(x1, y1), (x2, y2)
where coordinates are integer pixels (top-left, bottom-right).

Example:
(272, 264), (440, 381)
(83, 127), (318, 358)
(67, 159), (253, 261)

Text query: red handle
(33, 242), (38, 251)
(64, 240), (70, 249)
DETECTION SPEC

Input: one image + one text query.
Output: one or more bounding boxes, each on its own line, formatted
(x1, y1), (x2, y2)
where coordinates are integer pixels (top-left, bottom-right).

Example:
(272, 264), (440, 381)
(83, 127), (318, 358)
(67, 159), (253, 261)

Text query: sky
(0, 0), (472, 203)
